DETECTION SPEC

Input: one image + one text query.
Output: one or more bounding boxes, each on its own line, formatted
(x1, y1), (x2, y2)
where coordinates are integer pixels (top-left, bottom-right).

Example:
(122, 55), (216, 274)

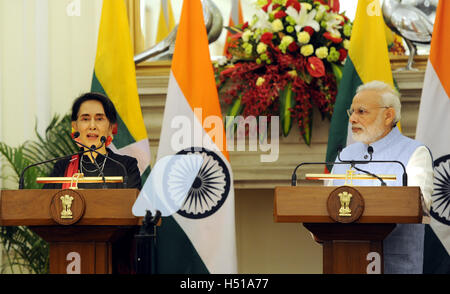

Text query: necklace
(80, 153), (108, 175)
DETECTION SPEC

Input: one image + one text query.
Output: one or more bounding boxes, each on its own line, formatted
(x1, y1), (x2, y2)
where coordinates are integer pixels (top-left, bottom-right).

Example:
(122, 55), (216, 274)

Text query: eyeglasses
(347, 106), (390, 118)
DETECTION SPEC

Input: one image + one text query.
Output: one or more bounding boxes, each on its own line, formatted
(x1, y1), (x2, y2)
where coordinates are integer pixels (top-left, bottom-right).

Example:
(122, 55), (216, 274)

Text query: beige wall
(236, 189), (323, 273)
(0, 0), (102, 149)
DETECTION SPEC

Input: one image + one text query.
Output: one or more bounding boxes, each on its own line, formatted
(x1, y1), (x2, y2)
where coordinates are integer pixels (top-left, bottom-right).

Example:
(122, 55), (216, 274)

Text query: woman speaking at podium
(43, 92), (141, 190)
(43, 92), (142, 274)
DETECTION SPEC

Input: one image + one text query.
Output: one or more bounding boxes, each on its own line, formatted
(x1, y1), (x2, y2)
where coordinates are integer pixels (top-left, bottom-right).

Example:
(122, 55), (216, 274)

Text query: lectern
(0, 189), (140, 274)
(274, 186), (423, 274)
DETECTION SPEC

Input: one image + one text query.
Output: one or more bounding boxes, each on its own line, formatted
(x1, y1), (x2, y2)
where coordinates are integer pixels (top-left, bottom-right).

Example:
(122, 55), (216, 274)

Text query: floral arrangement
(215, 0), (352, 145)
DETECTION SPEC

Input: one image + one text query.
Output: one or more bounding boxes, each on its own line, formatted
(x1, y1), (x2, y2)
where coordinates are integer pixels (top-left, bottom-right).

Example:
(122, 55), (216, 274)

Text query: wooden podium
(274, 186), (423, 274)
(0, 189), (140, 274)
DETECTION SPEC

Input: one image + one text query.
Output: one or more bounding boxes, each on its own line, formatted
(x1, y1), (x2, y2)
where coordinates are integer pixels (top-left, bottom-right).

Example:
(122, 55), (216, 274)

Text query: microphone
(72, 132), (128, 188)
(338, 145), (408, 186)
(291, 161), (357, 186)
(19, 149), (84, 189)
(74, 132), (107, 187)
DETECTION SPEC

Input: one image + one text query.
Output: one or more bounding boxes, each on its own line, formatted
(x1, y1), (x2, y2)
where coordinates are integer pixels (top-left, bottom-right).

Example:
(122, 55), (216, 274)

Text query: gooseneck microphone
(337, 146), (387, 186)
(18, 149), (84, 189)
(291, 146), (408, 186)
(337, 145), (408, 186)
(72, 132), (128, 188)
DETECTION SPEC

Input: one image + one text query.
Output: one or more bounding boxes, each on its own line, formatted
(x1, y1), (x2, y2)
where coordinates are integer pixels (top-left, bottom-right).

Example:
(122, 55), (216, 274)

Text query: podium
(0, 189), (140, 274)
(274, 186), (423, 274)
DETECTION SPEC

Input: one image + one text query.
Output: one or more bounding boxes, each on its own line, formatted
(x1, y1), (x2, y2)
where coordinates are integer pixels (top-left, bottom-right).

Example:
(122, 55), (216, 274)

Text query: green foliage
(0, 114), (77, 273)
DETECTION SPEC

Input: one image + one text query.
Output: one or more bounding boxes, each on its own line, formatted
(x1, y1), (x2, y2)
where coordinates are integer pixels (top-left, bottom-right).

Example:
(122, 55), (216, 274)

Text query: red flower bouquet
(215, 0), (352, 145)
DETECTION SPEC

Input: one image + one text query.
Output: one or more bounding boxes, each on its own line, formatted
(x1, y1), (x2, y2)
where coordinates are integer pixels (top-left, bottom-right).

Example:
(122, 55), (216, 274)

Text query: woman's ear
(71, 121), (77, 131)
(107, 123), (113, 137)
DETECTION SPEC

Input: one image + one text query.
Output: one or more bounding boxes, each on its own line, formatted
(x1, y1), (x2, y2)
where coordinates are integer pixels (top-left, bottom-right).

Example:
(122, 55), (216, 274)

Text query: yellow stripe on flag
(156, 0), (170, 43)
(171, 0), (229, 160)
(94, 0), (147, 142)
(349, 0), (394, 88)
(168, 0), (175, 31)
(430, 0), (450, 99)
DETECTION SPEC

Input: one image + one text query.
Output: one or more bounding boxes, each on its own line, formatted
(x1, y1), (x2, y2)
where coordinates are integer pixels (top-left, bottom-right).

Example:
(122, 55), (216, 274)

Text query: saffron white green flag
(155, 0), (237, 274)
(416, 0), (450, 273)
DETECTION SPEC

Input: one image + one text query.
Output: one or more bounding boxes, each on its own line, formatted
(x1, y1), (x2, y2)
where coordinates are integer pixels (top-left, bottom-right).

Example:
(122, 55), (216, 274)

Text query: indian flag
(416, 0), (450, 273)
(155, 0), (237, 273)
(325, 0), (394, 171)
(91, 0), (151, 180)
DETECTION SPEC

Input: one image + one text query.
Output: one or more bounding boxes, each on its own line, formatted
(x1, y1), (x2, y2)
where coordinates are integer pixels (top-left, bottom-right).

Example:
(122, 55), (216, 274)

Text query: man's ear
(385, 108), (396, 127)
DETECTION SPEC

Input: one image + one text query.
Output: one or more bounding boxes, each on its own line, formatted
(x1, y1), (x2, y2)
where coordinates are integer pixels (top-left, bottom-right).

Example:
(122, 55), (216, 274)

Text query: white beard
(351, 113), (386, 144)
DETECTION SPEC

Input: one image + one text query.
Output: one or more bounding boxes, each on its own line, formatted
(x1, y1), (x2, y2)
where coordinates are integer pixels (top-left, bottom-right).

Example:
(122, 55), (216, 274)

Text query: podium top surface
(0, 189), (140, 226)
(274, 186), (423, 224)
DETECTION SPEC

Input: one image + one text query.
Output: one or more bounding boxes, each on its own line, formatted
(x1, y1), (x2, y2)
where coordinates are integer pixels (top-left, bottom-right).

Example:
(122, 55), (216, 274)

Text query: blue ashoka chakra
(172, 147), (231, 219)
(430, 154), (450, 225)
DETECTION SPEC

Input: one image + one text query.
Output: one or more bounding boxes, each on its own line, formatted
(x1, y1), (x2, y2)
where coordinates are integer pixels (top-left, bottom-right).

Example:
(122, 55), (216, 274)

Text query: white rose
(242, 30), (253, 42)
(271, 19), (284, 32)
(315, 46), (329, 59)
(297, 31), (311, 44)
(257, 42), (268, 54)
(343, 39), (350, 50)
(301, 44), (314, 56)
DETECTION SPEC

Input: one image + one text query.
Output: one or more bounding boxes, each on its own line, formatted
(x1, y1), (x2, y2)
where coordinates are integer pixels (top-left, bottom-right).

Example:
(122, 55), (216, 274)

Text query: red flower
(287, 42), (299, 52)
(315, 0), (339, 12)
(262, 0), (272, 12)
(329, 0), (340, 13)
(303, 26), (315, 36)
(260, 32), (274, 45)
(241, 22), (249, 30)
(306, 57), (325, 78)
(338, 48), (347, 62)
(286, 0), (301, 12)
(274, 10), (287, 19)
(323, 32), (343, 43)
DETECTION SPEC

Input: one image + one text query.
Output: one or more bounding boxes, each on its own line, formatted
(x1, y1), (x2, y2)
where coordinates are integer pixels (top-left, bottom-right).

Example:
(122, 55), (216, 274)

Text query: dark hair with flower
(215, 0), (352, 145)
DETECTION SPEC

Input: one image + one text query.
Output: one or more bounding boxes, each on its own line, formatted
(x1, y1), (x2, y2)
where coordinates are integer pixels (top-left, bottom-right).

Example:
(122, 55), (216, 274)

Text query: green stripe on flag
(325, 58), (363, 171)
(156, 216), (209, 274)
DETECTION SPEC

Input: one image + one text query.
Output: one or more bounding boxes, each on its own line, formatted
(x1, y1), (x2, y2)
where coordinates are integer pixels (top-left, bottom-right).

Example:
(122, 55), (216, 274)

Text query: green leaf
(0, 113), (75, 274)
(279, 82), (296, 137)
(300, 110), (313, 145)
(331, 63), (343, 87)
(225, 95), (244, 133)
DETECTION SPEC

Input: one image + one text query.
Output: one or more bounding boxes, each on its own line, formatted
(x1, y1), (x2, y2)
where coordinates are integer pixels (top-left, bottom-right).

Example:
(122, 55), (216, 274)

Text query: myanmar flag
(325, 0), (394, 171)
(416, 0), (450, 274)
(91, 0), (151, 180)
(155, 0), (237, 273)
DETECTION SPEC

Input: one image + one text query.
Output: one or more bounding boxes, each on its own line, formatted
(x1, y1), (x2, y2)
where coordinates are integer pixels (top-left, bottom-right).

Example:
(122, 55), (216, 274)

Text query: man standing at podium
(330, 80), (434, 274)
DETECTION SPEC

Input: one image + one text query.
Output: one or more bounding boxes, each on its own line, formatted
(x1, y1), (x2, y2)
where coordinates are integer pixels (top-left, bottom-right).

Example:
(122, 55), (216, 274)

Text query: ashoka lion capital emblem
(338, 191), (352, 217)
(60, 194), (74, 219)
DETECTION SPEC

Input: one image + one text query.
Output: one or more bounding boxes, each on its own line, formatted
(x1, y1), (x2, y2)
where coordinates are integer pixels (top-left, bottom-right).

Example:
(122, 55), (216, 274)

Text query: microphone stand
(338, 150), (387, 186)
(19, 150), (84, 189)
(135, 210), (161, 274)
(83, 140), (107, 189)
(72, 137), (128, 188)
(337, 148), (408, 186)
